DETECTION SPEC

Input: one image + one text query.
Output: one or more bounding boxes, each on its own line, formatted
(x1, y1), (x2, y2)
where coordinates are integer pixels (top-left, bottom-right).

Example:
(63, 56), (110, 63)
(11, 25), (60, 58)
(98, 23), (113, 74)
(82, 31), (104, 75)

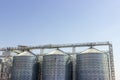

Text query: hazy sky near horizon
(0, 0), (120, 79)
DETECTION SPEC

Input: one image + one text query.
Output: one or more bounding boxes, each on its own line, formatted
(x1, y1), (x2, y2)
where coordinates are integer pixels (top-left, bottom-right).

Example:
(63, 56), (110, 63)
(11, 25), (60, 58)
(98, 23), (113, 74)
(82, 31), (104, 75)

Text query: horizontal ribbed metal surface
(76, 53), (109, 80)
(11, 56), (38, 80)
(42, 54), (72, 80)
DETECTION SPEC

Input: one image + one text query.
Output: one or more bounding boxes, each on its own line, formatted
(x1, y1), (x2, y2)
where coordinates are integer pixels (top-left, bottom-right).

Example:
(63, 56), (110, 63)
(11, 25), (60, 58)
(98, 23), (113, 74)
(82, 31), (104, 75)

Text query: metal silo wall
(38, 56), (43, 80)
(76, 53), (109, 80)
(11, 56), (38, 80)
(42, 54), (72, 80)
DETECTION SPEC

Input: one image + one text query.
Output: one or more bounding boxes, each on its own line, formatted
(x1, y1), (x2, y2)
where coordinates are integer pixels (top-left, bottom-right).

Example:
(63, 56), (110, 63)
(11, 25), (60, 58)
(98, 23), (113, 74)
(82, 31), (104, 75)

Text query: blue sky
(0, 0), (120, 79)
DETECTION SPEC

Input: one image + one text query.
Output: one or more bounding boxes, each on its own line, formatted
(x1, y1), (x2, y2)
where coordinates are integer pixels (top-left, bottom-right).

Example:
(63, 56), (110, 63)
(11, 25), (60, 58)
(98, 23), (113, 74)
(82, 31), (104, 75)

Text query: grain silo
(11, 51), (38, 80)
(76, 47), (109, 80)
(42, 49), (72, 80)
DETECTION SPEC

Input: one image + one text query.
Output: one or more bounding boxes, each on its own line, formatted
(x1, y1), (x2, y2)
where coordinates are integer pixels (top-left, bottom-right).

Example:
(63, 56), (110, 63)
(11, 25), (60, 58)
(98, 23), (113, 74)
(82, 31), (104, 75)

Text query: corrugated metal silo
(76, 48), (109, 80)
(11, 51), (38, 80)
(42, 49), (72, 80)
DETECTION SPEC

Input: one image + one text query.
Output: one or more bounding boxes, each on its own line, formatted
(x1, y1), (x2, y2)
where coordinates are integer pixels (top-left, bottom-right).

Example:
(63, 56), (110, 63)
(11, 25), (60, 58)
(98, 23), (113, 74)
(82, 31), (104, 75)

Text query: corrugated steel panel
(42, 50), (72, 80)
(76, 48), (109, 80)
(11, 51), (38, 80)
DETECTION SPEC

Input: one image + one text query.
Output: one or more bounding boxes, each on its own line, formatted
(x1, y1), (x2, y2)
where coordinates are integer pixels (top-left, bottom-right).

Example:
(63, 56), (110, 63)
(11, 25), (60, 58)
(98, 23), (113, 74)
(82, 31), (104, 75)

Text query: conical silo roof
(47, 49), (66, 55)
(18, 51), (34, 56)
(81, 48), (103, 54)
